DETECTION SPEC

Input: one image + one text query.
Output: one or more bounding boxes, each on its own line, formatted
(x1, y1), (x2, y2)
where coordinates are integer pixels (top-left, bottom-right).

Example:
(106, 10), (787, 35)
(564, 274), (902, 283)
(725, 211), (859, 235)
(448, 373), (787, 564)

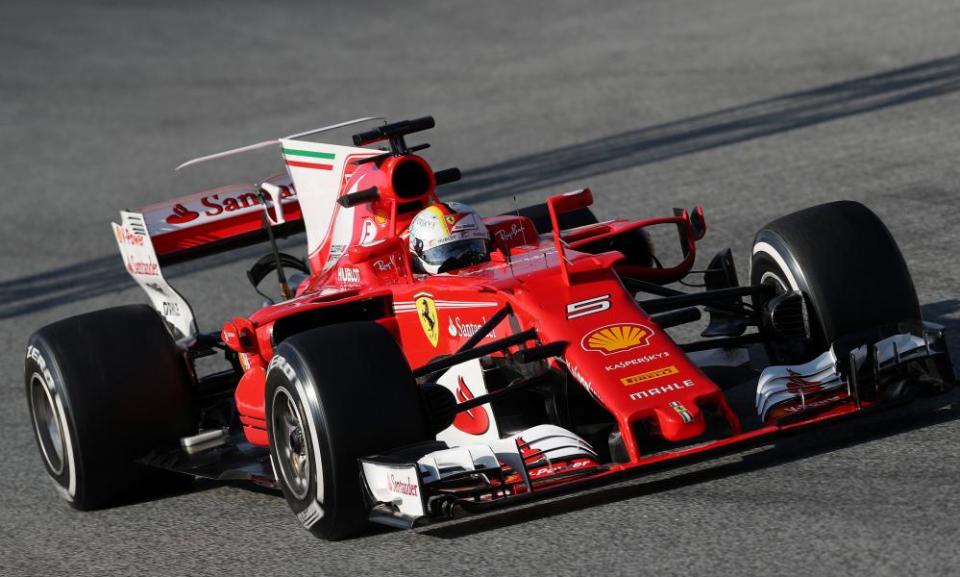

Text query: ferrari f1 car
(25, 116), (955, 539)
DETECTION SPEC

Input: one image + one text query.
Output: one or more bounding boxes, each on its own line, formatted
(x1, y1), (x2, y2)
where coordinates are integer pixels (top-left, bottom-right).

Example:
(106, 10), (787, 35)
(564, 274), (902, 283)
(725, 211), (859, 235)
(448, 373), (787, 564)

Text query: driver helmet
(409, 202), (491, 274)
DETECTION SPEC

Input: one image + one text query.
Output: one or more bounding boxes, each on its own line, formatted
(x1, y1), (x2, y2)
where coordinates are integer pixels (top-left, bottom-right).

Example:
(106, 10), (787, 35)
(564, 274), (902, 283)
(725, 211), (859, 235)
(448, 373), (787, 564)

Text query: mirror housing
(258, 182), (286, 225)
(548, 187), (594, 215)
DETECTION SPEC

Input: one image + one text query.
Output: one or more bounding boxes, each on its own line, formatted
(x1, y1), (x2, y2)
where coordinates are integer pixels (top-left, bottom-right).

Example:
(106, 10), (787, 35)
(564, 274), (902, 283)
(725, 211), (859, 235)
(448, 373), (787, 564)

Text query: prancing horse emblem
(416, 294), (439, 348)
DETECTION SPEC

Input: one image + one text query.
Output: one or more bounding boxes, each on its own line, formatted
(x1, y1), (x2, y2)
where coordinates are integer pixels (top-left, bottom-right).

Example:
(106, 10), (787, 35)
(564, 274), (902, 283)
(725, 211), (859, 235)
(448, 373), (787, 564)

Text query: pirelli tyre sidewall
(25, 342), (78, 502)
(751, 200), (921, 364)
(265, 322), (430, 541)
(24, 305), (195, 510)
(265, 350), (327, 533)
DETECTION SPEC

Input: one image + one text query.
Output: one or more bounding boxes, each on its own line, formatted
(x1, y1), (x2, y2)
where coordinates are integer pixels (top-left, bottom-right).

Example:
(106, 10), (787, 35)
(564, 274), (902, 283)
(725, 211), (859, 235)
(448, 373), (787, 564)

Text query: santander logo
(162, 188), (297, 227)
(785, 370), (826, 395)
(388, 474), (418, 497)
(166, 203), (200, 225)
(453, 376), (489, 435)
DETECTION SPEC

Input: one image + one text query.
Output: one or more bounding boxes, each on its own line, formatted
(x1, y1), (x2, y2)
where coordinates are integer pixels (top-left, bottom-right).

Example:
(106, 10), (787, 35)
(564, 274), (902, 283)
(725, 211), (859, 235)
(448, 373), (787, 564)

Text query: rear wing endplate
(112, 211), (198, 347)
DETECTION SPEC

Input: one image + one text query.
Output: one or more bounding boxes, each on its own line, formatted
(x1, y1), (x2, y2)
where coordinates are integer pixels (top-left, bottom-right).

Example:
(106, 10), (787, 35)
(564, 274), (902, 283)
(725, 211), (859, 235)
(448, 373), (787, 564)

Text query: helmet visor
(422, 239), (489, 270)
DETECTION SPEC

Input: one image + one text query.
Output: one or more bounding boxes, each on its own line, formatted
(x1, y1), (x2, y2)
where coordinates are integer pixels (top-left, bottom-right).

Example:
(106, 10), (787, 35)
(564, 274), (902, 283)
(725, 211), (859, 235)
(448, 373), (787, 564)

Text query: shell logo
(581, 323), (655, 355)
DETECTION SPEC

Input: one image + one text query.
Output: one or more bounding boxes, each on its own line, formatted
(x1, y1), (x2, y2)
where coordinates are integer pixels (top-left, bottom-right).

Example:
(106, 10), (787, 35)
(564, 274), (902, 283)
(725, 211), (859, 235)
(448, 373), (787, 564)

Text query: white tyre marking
(268, 355), (326, 511)
(753, 241), (800, 291)
(26, 345), (76, 500)
(297, 501), (324, 529)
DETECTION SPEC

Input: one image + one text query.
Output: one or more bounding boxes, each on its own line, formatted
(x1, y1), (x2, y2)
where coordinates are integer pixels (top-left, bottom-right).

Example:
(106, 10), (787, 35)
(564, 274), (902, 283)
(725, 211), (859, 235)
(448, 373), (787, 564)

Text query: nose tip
(654, 401), (706, 441)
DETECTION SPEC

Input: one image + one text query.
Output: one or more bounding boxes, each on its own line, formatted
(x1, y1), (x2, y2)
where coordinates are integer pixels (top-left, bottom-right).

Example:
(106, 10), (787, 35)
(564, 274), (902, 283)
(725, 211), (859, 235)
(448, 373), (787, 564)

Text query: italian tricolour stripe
(282, 148), (335, 170)
(393, 300), (499, 313)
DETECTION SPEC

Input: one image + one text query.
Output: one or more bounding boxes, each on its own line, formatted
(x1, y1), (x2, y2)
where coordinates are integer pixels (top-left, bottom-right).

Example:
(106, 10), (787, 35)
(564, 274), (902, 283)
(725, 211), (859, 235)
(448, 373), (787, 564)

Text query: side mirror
(690, 206), (706, 240)
(546, 188), (594, 285)
(548, 187), (594, 215)
(347, 235), (406, 265)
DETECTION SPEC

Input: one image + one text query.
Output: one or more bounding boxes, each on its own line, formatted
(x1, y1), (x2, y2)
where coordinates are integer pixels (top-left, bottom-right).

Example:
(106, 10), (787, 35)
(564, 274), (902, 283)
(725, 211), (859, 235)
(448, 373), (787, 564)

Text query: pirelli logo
(620, 365), (679, 386)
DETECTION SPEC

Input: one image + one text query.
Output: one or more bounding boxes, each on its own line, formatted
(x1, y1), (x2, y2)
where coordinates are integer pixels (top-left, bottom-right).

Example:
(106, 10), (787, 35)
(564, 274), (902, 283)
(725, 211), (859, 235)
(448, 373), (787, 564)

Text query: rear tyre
(24, 305), (195, 510)
(751, 201), (920, 364)
(265, 322), (430, 540)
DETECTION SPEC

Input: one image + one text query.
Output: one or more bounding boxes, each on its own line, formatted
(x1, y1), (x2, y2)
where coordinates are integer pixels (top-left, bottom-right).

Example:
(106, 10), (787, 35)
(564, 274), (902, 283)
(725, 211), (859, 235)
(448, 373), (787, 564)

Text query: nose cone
(653, 400), (706, 441)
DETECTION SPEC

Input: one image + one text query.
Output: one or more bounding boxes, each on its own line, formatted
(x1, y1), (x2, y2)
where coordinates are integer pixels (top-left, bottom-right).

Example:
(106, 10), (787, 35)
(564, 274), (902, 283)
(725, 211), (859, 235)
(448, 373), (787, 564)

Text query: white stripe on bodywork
(393, 301), (499, 313)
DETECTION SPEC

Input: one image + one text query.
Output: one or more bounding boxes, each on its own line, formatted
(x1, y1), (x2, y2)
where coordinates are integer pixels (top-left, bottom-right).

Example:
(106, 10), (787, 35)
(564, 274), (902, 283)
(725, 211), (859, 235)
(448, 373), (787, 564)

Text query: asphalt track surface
(3, 1), (960, 575)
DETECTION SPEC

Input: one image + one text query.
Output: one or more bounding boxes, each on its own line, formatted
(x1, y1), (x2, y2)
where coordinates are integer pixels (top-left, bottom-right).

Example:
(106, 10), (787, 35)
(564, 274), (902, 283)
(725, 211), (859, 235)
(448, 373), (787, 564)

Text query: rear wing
(135, 175), (303, 265)
(113, 179), (301, 347)
(113, 117), (383, 346)
(148, 116), (382, 265)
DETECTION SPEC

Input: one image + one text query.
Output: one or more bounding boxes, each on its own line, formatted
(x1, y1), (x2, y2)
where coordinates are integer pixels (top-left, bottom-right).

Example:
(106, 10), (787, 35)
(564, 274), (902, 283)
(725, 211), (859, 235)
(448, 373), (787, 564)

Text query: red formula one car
(25, 116), (955, 539)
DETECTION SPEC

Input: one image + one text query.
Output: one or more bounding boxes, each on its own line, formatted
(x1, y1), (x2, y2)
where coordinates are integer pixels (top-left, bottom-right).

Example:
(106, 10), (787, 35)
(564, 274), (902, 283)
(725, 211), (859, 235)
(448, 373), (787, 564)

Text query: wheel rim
(759, 267), (812, 362)
(272, 387), (313, 500)
(759, 271), (788, 295)
(29, 373), (65, 475)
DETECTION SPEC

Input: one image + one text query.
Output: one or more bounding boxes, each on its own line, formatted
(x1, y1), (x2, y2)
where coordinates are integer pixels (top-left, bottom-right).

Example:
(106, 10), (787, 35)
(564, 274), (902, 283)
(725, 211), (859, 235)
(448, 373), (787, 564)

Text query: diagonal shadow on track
(2, 54), (960, 320)
(442, 52), (960, 205)
(0, 236), (303, 322)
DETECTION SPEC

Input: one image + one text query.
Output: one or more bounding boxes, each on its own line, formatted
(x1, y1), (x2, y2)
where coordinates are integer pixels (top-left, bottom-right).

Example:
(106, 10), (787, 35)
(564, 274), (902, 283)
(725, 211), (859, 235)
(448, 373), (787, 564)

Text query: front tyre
(265, 322), (430, 540)
(751, 201), (921, 364)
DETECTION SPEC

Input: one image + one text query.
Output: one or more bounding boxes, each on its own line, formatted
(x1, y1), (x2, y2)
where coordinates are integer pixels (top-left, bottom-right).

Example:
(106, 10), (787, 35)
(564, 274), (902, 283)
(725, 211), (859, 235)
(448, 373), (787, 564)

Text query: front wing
(360, 325), (954, 529)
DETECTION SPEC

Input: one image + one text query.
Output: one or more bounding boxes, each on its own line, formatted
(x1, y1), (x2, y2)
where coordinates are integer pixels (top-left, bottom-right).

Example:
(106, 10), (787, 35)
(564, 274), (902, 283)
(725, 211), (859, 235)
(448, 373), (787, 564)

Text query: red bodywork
(208, 151), (872, 489)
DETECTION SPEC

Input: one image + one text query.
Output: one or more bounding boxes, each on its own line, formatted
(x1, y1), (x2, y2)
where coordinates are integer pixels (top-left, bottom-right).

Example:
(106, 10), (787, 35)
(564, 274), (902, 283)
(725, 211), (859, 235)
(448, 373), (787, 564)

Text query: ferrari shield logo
(416, 294), (440, 347)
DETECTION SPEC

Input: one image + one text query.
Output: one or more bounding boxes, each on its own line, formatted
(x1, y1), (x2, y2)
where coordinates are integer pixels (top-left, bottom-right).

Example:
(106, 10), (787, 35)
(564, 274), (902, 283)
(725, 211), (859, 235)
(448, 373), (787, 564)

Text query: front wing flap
(360, 425), (601, 528)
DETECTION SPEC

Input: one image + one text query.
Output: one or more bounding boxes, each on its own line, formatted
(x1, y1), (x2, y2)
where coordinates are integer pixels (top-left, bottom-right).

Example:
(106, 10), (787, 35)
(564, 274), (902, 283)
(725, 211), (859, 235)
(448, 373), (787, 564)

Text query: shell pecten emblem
(581, 323), (655, 355)
(416, 293), (440, 347)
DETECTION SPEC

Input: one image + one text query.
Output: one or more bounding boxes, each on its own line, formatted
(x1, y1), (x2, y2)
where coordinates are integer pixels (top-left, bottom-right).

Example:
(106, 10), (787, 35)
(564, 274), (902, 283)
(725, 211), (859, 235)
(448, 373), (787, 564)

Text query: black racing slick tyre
(24, 305), (195, 510)
(751, 200), (921, 364)
(265, 322), (431, 540)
